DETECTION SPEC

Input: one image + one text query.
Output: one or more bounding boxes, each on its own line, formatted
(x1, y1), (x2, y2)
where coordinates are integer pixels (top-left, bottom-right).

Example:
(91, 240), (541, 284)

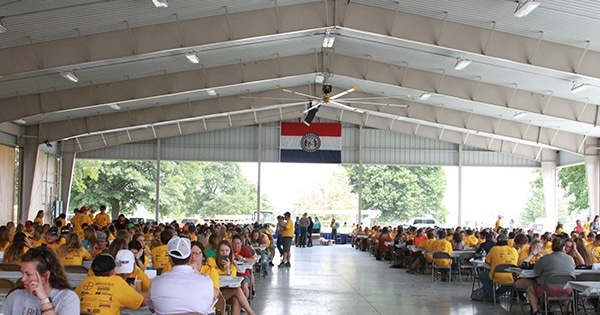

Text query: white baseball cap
(167, 236), (191, 259)
(114, 249), (135, 274)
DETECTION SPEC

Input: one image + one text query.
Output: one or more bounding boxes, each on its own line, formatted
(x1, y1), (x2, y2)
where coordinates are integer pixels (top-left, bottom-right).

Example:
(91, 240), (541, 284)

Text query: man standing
(279, 212), (294, 267)
(93, 205), (111, 229)
(71, 207), (92, 239)
(149, 236), (217, 315)
(299, 213), (309, 248)
(331, 218), (340, 244)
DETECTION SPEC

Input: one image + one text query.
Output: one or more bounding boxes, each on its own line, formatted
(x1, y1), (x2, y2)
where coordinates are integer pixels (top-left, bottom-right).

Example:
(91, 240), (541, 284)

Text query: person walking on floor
(331, 219), (340, 244)
(299, 213), (309, 248)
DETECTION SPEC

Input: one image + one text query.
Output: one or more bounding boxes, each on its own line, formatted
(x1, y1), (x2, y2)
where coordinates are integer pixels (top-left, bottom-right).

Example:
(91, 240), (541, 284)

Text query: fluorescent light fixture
(571, 82), (591, 93)
(207, 89), (217, 96)
(60, 71), (79, 83)
(322, 36), (335, 48)
(152, 0), (168, 8)
(109, 103), (121, 110)
(13, 119), (26, 125)
(185, 52), (200, 64)
(454, 58), (472, 71)
(513, 111), (528, 119)
(0, 23), (6, 34)
(419, 93), (432, 101)
(315, 74), (325, 84)
(514, 0), (541, 17)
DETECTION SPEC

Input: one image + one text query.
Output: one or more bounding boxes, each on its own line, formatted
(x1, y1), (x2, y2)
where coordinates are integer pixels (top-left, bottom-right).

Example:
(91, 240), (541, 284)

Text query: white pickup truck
(407, 217), (437, 229)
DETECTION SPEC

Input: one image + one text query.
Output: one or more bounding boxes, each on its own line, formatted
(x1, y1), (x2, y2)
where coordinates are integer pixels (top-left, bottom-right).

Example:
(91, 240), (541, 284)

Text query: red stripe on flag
(280, 122), (341, 137)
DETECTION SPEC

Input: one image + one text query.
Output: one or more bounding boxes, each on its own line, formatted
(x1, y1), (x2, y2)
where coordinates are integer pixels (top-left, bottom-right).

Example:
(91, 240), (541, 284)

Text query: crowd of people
(0, 206), (291, 315)
(349, 215), (600, 315)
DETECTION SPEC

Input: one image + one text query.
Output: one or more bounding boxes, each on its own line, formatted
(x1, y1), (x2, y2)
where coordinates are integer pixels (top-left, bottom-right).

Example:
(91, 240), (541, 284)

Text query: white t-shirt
(149, 264), (214, 315)
(2, 287), (80, 315)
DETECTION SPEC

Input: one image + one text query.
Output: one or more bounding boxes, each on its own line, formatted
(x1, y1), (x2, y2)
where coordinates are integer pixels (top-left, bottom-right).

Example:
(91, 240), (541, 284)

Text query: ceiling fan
(242, 80), (411, 125)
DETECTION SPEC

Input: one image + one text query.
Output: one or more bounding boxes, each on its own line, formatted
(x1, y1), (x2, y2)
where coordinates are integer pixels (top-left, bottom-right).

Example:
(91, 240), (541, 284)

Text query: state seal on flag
(300, 133), (321, 152)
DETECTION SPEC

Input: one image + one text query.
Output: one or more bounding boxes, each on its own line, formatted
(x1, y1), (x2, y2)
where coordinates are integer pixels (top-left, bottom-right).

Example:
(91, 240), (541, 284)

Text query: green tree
(70, 160), (270, 220)
(558, 164), (589, 214)
(344, 165), (447, 224)
(520, 170), (546, 225)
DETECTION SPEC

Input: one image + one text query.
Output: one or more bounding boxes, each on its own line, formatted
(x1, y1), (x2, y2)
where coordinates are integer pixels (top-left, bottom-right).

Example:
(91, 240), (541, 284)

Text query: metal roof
(1, 0), (599, 162)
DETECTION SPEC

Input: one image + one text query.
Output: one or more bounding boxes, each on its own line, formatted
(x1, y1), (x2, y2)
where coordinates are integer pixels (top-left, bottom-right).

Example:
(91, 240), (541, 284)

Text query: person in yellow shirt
(75, 253), (146, 315)
(93, 205), (111, 229)
(279, 211), (294, 267)
(39, 226), (66, 251)
(33, 210), (44, 225)
(495, 215), (503, 229)
(54, 213), (67, 228)
(0, 226), (10, 251)
(464, 229), (479, 247)
(584, 216), (592, 234)
(91, 232), (109, 257)
(151, 229), (175, 274)
(57, 233), (92, 266)
(479, 235), (518, 301)
(70, 208), (92, 239)
(88, 208), (96, 222)
(430, 230), (453, 281)
(517, 239), (545, 266)
(590, 234), (600, 263)
(115, 249), (151, 293)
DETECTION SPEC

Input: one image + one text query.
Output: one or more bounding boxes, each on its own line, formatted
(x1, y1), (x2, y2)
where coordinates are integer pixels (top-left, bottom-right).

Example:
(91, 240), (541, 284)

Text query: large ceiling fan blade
(336, 95), (411, 101)
(301, 101), (323, 114)
(330, 100), (365, 114)
(278, 86), (321, 100)
(336, 100), (409, 107)
(240, 96), (308, 101)
(330, 86), (359, 100)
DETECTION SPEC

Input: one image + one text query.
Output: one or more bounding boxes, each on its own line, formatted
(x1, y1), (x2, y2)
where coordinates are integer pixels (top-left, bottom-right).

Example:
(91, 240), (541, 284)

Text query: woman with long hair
(451, 232), (465, 250)
(564, 237), (585, 265)
(574, 237), (594, 265)
(190, 241), (256, 315)
(128, 240), (147, 271)
(3, 246), (80, 314)
(0, 225), (10, 251)
(29, 226), (46, 247)
(57, 233), (92, 266)
(106, 237), (128, 258)
(81, 227), (96, 253)
(4, 232), (32, 265)
(34, 210), (44, 225)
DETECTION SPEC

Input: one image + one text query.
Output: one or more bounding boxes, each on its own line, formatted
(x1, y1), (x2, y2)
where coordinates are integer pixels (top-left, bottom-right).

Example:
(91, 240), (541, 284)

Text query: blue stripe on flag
(280, 150), (341, 163)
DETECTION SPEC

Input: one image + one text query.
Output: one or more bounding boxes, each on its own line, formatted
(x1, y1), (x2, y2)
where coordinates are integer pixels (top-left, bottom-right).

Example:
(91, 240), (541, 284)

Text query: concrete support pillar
(585, 156), (600, 217)
(19, 138), (39, 224)
(541, 161), (558, 227)
(457, 145), (463, 227)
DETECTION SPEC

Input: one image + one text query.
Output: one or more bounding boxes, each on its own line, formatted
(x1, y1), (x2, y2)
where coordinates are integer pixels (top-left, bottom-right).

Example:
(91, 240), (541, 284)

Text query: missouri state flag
(280, 122), (342, 163)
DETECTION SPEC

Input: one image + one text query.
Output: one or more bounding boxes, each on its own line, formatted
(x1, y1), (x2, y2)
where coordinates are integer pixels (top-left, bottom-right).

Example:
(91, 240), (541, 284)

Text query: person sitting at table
(476, 231), (496, 255)
(376, 227), (393, 261)
(3, 246), (80, 315)
(148, 236), (217, 315)
(3, 232), (33, 265)
(232, 234), (256, 298)
(512, 233), (529, 254)
(479, 235), (518, 302)
(451, 231), (465, 251)
(518, 239), (545, 267)
(521, 236), (575, 315)
(57, 233), (92, 266)
(249, 229), (269, 276)
(405, 230), (435, 273)
(574, 237), (594, 265)
(75, 253), (146, 315)
(541, 232), (553, 254)
(431, 230), (453, 281)
(564, 237), (586, 266)
(151, 229), (176, 274)
(464, 229), (479, 247)
(189, 241), (257, 315)
(119, 245), (152, 293)
(40, 226), (66, 251)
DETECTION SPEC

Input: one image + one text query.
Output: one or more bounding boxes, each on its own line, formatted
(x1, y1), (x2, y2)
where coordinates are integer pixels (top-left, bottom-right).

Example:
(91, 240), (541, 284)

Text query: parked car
(407, 217), (437, 229)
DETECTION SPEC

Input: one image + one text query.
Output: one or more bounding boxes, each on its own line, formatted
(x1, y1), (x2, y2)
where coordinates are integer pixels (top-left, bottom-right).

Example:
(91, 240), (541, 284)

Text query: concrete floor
(251, 244), (516, 315)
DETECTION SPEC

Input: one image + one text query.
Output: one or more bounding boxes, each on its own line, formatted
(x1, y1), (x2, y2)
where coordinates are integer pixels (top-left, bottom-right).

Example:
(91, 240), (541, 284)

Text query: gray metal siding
(0, 131), (17, 147)
(78, 123), (540, 167)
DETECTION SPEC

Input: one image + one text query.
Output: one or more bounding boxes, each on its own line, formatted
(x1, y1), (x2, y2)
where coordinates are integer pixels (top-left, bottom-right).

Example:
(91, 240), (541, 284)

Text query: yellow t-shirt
(55, 218), (66, 228)
(93, 213), (111, 229)
(40, 237), (66, 251)
(485, 245), (518, 283)
(150, 245), (172, 273)
(282, 219), (294, 238)
(71, 213), (93, 238)
(465, 235), (479, 247)
(430, 239), (453, 266)
(59, 247), (92, 266)
(76, 275), (144, 315)
(206, 257), (238, 276)
(34, 217), (43, 225)
(591, 245), (600, 263)
(199, 264), (220, 288)
(125, 265), (151, 293)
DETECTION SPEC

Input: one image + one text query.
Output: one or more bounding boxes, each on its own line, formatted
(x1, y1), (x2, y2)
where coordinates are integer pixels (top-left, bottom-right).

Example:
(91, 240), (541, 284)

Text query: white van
(407, 217), (437, 229)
